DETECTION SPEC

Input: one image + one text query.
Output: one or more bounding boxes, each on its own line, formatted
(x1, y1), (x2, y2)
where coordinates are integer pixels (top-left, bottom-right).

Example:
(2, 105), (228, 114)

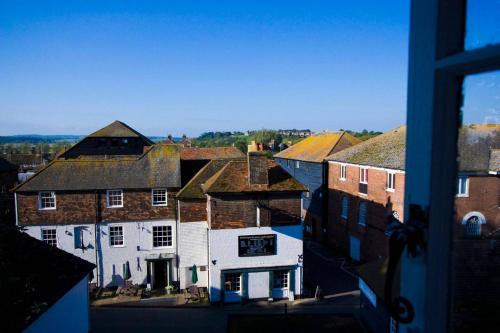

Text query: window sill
(110, 245), (126, 248)
(358, 192), (368, 197)
(39, 207), (56, 211)
(386, 188), (395, 193)
(107, 205), (124, 209)
(339, 178), (346, 181)
(152, 203), (168, 207)
(456, 194), (469, 198)
(152, 246), (174, 250)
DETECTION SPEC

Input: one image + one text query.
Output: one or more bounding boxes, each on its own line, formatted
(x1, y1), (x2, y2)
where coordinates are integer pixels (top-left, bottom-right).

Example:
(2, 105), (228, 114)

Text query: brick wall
(179, 199), (207, 222)
(209, 193), (301, 230)
(17, 189), (177, 225)
(327, 162), (405, 261)
(454, 175), (500, 237)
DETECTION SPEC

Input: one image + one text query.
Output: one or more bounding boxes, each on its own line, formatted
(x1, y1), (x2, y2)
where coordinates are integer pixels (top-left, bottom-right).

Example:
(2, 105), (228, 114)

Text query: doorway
(151, 259), (171, 289)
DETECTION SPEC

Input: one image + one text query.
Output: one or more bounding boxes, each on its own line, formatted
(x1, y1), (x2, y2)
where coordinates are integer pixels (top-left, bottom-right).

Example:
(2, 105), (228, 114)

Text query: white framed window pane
(107, 190), (123, 207)
(39, 192), (56, 209)
(273, 270), (289, 289)
(224, 273), (241, 292)
(152, 189), (167, 206)
(42, 229), (57, 247)
(152, 225), (172, 247)
(109, 226), (124, 246)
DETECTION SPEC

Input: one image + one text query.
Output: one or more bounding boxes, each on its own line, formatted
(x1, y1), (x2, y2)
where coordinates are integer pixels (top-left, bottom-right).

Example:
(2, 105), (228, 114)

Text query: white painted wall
(178, 221), (208, 289)
(24, 275), (90, 333)
(208, 225), (302, 302)
(248, 271), (269, 299)
(23, 219), (177, 287)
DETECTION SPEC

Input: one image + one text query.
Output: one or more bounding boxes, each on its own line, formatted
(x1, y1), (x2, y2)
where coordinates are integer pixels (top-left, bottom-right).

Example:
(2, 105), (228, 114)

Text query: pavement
(90, 240), (362, 332)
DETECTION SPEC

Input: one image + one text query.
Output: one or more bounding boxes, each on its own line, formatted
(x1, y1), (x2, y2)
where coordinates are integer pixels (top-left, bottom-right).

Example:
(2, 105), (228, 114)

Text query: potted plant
(165, 285), (174, 295)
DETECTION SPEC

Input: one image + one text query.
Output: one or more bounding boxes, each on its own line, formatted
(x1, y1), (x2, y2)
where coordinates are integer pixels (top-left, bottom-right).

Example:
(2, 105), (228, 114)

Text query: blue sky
(1, 1), (411, 136)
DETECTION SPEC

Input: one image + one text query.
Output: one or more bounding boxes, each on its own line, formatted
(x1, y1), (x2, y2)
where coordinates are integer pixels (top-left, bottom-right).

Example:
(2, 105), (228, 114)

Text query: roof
(327, 124), (499, 173)
(274, 132), (361, 162)
(326, 126), (407, 170)
(1, 153), (43, 167)
(15, 144), (181, 191)
(176, 159), (237, 199)
(202, 159), (307, 194)
(0, 225), (95, 332)
(358, 258), (400, 302)
(180, 147), (245, 160)
(87, 120), (154, 144)
(0, 156), (17, 172)
(490, 149), (500, 173)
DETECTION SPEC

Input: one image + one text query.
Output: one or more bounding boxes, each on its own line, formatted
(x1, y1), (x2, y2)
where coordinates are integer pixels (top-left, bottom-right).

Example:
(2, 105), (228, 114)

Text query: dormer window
(38, 192), (56, 210)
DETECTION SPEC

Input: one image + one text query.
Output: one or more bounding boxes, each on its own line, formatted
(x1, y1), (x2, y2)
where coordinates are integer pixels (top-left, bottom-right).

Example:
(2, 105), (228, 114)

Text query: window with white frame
(387, 172), (396, 191)
(359, 168), (368, 184)
(358, 202), (367, 226)
(224, 273), (241, 292)
(42, 228), (57, 247)
(152, 188), (167, 206)
(109, 226), (124, 247)
(273, 270), (289, 289)
(39, 191), (56, 210)
(107, 190), (123, 208)
(295, 160), (300, 168)
(340, 164), (347, 180)
(341, 196), (349, 219)
(256, 206), (260, 227)
(152, 225), (172, 248)
(456, 177), (469, 197)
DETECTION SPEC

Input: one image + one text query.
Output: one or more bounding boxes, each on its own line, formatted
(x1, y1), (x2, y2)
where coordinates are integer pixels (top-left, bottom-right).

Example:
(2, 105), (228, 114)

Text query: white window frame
(387, 171), (396, 192)
(401, 1), (500, 331)
(38, 191), (56, 210)
(456, 176), (469, 197)
(41, 228), (57, 247)
(151, 188), (168, 206)
(106, 189), (123, 208)
(359, 167), (368, 184)
(256, 206), (261, 227)
(109, 225), (124, 247)
(295, 160), (300, 169)
(273, 270), (289, 290)
(340, 196), (349, 220)
(152, 225), (173, 248)
(224, 273), (242, 293)
(340, 164), (347, 181)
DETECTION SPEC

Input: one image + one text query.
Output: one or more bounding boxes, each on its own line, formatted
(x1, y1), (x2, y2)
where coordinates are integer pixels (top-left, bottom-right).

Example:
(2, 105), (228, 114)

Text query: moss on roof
(180, 147), (245, 160)
(274, 132), (360, 162)
(202, 160), (307, 194)
(87, 120), (154, 143)
(176, 159), (236, 199)
(15, 144), (181, 191)
(327, 124), (499, 173)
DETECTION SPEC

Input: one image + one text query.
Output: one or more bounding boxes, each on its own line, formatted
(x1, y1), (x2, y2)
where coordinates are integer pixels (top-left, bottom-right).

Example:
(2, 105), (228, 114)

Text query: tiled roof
(180, 147), (245, 160)
(490, 149), (500, 173)
(176, 159), (238, 199)
(87, 120), (154, 143)
(327, 124), (499, 173)
(326, 126), (407, 170)
(0, 156), (17, 172)
(202, 160), (307, 194)
(15, 144), (181, 191)
(274, 132), (361, 162)
(0, 225), (95, 332)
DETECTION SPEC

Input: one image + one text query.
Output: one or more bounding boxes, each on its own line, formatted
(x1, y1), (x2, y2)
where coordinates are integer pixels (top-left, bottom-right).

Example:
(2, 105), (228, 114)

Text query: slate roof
(326, 126), (407, 170)
(326, 124), (499, 173)
(87, 120), (154, 144)
(0, 156), (17, 172)
(274, 132), (361, 163)
(176, 159), (238, 199)
(490, 149), (500, 173)
(202, 160), (307, 194)
(0, 225), (95, 333)
(180, 147), (245, 160)
(15, 144), (181, 191)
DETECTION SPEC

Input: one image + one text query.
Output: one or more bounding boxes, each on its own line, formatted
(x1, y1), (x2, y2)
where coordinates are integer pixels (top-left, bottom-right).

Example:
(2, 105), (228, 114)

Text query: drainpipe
(175, 196), (180, 284)
(14, 192), (18, 226)
(94, 191), (100, 287)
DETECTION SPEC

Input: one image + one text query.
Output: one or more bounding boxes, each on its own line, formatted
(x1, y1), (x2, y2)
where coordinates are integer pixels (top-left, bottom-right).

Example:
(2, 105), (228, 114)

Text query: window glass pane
(465, 1), (500, 50)
(153, 225), (172, 247)
(449, 71), (500, 330)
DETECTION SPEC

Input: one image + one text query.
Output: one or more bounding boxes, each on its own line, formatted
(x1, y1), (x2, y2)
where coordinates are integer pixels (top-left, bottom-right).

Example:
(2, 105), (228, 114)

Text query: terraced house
(178, 151), (306, 302)
(325, 124), (500, 332)
(274, 132), (360, 242)
(15, 121), (182, 289)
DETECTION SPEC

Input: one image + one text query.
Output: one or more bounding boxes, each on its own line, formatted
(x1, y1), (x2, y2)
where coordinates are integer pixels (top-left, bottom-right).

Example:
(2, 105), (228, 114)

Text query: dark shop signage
(238, 234), (276, 257)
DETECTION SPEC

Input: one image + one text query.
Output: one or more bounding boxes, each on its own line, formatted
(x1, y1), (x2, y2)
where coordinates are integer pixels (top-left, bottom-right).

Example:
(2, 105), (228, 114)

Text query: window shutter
(289, 269), (295, 294)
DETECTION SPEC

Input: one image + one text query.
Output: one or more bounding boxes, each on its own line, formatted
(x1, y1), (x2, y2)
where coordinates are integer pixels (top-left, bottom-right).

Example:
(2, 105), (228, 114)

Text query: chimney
(248, 151), (269, 185)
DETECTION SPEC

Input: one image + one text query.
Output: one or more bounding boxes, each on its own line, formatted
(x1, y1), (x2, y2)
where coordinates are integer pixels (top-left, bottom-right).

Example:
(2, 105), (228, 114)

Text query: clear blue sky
(0, 1), (412, 136)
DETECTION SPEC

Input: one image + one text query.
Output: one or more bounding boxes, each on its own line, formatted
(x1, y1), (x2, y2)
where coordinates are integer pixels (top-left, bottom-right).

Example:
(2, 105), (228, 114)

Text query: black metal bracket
(384, 204), (428, 324)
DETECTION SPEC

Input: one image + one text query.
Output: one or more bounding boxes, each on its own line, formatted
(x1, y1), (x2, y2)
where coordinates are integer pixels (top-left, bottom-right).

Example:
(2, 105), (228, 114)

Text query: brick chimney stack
(248, 151), (269, 185)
